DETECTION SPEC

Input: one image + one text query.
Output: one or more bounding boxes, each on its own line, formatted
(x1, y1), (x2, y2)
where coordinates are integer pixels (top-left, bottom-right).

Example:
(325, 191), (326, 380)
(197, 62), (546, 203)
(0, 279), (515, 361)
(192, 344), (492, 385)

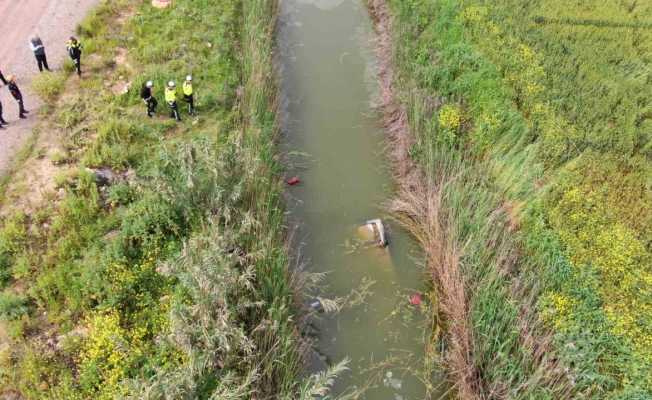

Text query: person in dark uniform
(30, 36), (50, 72)
(6, 75), (28, 119)
(66, 37), (83, 76)
(0, 100), (6, 129)
(140, 81), (158, 117)
(0, 69), (6, 128)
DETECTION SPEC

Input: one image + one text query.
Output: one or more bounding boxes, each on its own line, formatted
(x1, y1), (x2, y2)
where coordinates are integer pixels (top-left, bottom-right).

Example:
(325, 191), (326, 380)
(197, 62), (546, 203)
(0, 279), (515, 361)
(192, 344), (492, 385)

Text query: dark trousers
(72, 56), (81, 76)
(0, 101), (6, 124)
(184, 94), (194, 115)
(35, 53), (50, 72)
(146, 97), (158, 117)
(14, 96), (26, 117)
(168, 101), (181, 121)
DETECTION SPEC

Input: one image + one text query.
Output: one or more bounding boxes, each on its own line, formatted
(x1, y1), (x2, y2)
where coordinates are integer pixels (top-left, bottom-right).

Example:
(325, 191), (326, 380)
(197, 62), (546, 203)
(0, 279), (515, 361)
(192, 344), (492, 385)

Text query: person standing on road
(0, 69), (6, 129)
(66, 36), (83, 76)
(29, 36), (50, 72)
(0, 100), (7, 129)
(165, 81), (181, 122)
(141, 81), (158, 118)
(6, 75), (28, 119)
(182, 75), (195, 116)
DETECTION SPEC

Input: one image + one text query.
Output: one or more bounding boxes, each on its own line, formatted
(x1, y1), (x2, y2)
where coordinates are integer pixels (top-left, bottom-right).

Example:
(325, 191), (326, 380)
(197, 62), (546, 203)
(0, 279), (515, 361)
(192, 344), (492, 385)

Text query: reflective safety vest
(165, 87), (177, 103)
(183, 82), (193, 96)
(67, 40), (82, 58)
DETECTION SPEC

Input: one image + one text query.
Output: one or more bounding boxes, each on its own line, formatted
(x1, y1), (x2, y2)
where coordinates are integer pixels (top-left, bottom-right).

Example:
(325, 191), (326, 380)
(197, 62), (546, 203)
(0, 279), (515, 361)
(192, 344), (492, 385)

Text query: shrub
(438, 104), (463, 131)
(78, 312), (137, 398)
(0, 212), (28, 286)
(31, 72), (67, 103)
(0, 291), (29, 320)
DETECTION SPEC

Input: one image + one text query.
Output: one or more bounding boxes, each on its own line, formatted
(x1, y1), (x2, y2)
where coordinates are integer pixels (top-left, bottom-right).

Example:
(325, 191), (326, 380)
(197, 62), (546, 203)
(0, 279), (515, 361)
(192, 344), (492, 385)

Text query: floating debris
(286, 176), (301, 186)
(409, 293), (422, 306)
(383, 371), (403, 390)
(308, 299), (324, 312)
(356, 218), (388, 247)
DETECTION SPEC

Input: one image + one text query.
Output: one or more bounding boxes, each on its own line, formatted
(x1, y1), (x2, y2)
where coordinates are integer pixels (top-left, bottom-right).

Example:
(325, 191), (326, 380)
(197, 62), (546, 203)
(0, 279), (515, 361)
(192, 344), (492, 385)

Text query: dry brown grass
(366, 1), (482, 398)
(391, 181), (482, 400)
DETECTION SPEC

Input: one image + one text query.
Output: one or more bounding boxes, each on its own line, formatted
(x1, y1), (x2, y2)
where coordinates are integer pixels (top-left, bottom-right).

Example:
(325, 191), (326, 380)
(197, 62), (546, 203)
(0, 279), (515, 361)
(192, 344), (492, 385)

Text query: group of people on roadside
(140, 76), (195, 122)
(29, 35), (83, 76)
(0, 35), (83, 130)
(3, 31), (196, 129)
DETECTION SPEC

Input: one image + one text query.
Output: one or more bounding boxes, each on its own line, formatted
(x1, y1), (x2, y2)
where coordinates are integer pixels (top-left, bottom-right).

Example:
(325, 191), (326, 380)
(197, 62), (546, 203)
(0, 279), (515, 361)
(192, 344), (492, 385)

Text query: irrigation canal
(278, 0), (447, 398)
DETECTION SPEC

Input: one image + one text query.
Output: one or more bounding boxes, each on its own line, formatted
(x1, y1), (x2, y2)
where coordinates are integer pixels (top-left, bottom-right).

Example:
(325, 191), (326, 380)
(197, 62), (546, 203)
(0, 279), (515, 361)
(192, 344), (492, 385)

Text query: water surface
(278, 1), (445, 397)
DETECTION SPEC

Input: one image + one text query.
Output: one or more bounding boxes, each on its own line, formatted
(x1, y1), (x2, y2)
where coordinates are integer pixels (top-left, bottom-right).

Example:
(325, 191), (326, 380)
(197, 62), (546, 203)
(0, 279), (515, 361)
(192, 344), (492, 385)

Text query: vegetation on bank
(0, 0), (339, 398)
(382, 0), (651, 398)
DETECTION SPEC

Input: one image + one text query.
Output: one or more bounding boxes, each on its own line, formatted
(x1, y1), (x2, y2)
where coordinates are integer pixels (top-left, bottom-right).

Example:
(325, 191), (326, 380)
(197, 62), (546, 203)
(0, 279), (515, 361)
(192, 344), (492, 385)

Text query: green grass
(383, 0), (652, 398)
(31, 72), (68, 103)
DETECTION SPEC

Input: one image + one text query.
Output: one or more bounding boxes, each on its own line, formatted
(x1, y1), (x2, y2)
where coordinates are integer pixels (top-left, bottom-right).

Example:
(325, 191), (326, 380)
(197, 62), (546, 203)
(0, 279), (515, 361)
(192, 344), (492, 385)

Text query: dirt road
(0, 0), (99, 176)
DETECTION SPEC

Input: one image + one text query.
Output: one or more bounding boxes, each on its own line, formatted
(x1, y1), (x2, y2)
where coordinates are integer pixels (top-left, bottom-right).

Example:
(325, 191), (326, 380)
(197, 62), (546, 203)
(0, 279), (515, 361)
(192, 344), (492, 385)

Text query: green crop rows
(387, 0), (651, 398)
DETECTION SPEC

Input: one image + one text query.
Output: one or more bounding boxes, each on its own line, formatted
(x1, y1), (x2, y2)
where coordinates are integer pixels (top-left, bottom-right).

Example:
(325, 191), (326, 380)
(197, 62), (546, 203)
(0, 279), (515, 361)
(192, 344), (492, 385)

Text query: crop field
(386, 0), (651, 398)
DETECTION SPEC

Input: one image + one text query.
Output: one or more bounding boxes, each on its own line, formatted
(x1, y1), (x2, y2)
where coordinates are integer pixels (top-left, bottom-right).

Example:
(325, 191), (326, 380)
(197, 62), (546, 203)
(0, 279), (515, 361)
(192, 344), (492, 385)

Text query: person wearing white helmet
(164, 80), (181, 121)
(182, 75), (195, 115)
(140, 80), (158, 118)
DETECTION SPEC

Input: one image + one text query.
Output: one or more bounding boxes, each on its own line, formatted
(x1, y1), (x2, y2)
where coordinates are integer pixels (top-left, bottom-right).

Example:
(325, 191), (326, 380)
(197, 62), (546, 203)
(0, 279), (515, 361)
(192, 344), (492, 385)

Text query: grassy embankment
(0, 1), (342, 398)
(376, 0), (651, 398)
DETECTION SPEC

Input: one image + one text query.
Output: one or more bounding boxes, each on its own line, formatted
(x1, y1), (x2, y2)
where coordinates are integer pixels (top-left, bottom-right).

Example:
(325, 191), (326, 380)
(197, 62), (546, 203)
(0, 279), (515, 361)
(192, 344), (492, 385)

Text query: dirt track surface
(0, 0), (99, 175)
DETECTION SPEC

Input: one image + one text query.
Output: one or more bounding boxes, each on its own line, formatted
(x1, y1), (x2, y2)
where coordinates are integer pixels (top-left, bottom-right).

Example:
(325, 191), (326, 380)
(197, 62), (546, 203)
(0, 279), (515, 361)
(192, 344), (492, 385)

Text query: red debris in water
(409, 293), (422, 306)
(286, 176), (301, 186)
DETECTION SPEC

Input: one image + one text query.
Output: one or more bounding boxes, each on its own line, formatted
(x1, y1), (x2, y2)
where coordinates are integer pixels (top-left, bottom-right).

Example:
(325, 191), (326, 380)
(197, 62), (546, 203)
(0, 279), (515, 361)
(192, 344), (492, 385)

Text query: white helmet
(186, 75), (192, 82)
(146, 81), (153, 88)
(168, 81), (175, 88)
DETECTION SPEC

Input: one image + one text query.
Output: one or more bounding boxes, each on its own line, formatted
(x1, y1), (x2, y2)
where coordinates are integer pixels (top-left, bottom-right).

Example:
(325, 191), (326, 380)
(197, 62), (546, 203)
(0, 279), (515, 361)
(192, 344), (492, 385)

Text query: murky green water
(278, 0), (445, 398)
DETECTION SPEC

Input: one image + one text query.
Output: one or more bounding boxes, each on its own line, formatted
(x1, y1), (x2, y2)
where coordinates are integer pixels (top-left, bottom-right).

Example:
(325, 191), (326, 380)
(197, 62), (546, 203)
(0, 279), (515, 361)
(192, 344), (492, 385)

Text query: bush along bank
(0, 1), (338, 398)
(369, 0), (652, 398)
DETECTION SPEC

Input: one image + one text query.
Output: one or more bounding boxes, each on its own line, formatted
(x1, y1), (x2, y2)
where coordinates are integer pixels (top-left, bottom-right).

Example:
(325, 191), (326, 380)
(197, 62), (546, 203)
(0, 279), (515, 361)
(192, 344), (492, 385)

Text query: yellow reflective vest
(183, 81), (193, 96)
(165, 87), (177, 103)
(67, 40), (82, 58)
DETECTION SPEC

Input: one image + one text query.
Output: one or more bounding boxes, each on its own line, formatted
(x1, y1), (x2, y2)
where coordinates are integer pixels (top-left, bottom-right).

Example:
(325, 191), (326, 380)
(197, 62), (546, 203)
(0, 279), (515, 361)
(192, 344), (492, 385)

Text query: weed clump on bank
(31, 72), (67, 104)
